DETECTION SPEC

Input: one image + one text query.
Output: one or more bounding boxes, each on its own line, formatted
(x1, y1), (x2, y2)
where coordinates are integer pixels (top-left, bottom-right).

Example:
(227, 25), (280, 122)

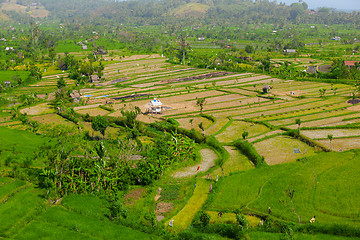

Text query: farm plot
(13, 200), (159, 240)
(0, 184), (45, 236)
(76, 107), (111, 116)
(215, 121), (269, 143)
(267, 105), (354, 127)
(31, 114), (76, 127)
(246, 99), (346, 122)
(208, 151), (360, 226)
(302, 129), (360, 139)
(253, 135), (316, 165)
(20, 103), (54, 115)
(317, 137), (360, 151)
(210, 146), (253, 177)
(206, 117), (230, 135)
(176, 117), (213, 131)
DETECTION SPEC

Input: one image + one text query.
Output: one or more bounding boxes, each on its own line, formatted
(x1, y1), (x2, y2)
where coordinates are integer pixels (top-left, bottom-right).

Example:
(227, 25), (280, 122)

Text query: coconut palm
(328, 134), (333, 150)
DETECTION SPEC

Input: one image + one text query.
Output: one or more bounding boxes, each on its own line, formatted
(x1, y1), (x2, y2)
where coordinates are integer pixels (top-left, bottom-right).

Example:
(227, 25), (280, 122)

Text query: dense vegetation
(0, 0), (360, 239)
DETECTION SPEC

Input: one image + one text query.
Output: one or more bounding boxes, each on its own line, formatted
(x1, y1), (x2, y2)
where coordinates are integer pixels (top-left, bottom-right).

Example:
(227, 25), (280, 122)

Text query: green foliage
(199, 211), (211, 227)
(236, 214), (248, 229)
(242, 130), (249, 140)
(57, 76), (66, 89)
(91, 115), (109, 137)
(200, 113), (216, 123)
(196, 98), (206, 114)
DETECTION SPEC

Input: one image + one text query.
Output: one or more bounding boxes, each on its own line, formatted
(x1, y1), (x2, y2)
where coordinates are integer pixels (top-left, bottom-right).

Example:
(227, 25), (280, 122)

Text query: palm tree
(242, 130), (249, 140)
(196, 98), (206, 114)
(328, 134), (333, 150)
(295, 118), (301, 134)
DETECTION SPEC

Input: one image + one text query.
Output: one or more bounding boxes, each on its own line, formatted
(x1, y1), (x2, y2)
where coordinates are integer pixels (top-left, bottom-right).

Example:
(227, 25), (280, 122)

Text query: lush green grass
(0, 70), (29, 85)
(249, 231), (360, 240)
(61, 194), (110, 220)
(14, 206), (159, 240)
(0, 185), (45, 236)
(208, 151), (360, 227)
(0, 127), (49, 167)
(0, 178), (26, 199)
(56, 40), (83, 53)
(167, 178), (210, 233)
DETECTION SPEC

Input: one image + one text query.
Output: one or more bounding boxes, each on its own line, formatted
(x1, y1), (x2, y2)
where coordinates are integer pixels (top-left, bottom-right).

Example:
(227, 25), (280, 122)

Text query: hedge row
(200, 113), (216, 123)
(233, 139), (266, 167)
(301, 124), (360, 130)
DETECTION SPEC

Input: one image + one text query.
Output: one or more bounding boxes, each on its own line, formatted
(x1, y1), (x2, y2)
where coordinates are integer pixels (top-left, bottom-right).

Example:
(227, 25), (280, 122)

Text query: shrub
(233, 140), (266, 167)
(199, 211), (211, 227)
(200, 113), (216, 123)
(236, 214), (248, 229)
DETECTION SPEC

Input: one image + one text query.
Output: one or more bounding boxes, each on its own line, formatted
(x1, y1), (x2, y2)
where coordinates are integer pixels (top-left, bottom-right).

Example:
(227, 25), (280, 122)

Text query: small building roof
(150, 98), (162, 107)
(344, 61), (360, 67)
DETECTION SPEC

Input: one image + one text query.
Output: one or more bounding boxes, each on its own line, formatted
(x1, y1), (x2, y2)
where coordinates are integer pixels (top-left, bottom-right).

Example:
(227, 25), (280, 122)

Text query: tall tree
(92, 115), (109, 138)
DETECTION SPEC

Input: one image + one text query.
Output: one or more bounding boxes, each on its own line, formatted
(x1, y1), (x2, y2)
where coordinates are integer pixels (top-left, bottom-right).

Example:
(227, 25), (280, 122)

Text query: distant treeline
(27, 0), (360, 26)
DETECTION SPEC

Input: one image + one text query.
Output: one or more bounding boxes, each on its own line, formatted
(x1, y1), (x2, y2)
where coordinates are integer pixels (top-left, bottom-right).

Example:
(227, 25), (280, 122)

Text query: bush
(233, 140), (266, 167)
(199, 211), (211, 227)
(200, 113), (216, 123)
(203, 223), (244, 239)
(297, 223), (360, 238)
(236, 214), (248, 229)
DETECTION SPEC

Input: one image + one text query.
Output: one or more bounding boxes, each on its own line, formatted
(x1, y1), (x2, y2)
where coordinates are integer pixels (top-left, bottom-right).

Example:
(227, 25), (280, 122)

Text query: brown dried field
(31, 114), (75, 126)
(176, 117), (212, 131)
(76, 107), (110, 116)
(20, 103), (54, 116)
(317, 137), (360, 151)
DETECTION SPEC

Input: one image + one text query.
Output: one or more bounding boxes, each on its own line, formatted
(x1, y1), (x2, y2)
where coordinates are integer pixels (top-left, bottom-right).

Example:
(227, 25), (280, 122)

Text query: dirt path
(172, 148), (217, 178)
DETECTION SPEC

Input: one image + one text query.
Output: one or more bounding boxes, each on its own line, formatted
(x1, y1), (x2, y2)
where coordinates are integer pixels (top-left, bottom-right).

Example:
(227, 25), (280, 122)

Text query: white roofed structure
(147, 98), (163, 114)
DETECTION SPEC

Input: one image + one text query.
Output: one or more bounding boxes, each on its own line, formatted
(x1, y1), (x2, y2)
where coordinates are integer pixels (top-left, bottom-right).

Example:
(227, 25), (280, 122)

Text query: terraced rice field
(16, 55), (360, 169)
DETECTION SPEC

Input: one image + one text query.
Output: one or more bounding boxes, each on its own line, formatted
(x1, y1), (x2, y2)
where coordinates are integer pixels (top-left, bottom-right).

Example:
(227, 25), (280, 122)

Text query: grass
(0, 126), (49, 158)
(0, 70), (29, 85)
(215, 121), (269, 143)
(166, 178), (210, 233)
(208, 151), (360, 227)
(0, 185), (45, 236)
(248, 231), (360, 240)
(210, 146), (253, 177)
(14, 206), (159, 240)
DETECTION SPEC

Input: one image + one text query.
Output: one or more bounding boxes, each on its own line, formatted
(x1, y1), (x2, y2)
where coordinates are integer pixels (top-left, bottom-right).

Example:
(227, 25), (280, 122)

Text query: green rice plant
(209, 151), (360, 228)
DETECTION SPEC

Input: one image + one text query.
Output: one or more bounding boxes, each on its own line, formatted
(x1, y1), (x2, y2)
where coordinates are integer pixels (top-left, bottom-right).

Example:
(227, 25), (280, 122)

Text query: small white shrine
(147, 98), (162, 114)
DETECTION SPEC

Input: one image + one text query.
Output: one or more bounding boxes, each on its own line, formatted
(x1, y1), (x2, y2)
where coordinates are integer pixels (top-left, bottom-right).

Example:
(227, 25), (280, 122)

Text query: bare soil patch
(156, 202), (174, 214)
(20, 103), (54, 115)
(124, 188), (146, 206)
(76, 107), (110, 116)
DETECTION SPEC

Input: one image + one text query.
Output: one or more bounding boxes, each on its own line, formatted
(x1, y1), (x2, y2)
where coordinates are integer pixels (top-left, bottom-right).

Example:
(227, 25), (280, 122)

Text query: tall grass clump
(233, 140), (266, 167)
